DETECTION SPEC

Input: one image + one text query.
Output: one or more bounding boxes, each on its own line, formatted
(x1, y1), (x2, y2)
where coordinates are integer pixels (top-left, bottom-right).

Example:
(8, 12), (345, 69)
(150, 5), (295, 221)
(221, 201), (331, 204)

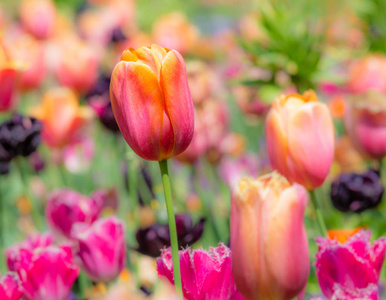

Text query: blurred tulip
(62, 136), (95, 173)
(6, 232), (54, 271)
(110, 44), (194, 161)
(16, 245), (79, 300)
(347, 54), (386, 94)
(333, 136), (366, 175)
(136, 214), (205, 257)
(315, 231), (386, 300)
(157, 243), (245, 300)
(327, 228), (361, 244)
(0, 45), (24, 112)
(152, 12), (199, 54)
(46, 189), (104, 238)
(0, 273), (22, 300)
(72, 216), (126, 282)
(231, 172), (309, 300)
(218, 153), (260, 187)
(330, 169), (384, 213)
(344, 92), (386, 160)
(31, 87), (93, 148)
(19, 0), (56, 39)
(266, 91), (335, 190)
(55, 36), (99, 93)
(0, 114), (42, 173)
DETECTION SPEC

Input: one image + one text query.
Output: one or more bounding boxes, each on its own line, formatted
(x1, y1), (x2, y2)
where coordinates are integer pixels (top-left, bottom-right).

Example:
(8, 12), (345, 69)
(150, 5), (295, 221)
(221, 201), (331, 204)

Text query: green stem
(309, 189), (327, 237)
(158, 160), (182, 297)
(15, 158), (43, 231)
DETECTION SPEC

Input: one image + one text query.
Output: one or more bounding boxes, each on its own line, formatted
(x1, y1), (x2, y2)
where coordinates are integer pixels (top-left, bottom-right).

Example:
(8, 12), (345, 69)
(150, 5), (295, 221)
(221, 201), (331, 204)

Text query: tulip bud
(45, 189), (104, 238)
(72, 216), (126, 282)
(0, 273), (22, 300)
(110, 44), (194, 161)
(266, 91), (334, 190)
(231, 172), (309, 300)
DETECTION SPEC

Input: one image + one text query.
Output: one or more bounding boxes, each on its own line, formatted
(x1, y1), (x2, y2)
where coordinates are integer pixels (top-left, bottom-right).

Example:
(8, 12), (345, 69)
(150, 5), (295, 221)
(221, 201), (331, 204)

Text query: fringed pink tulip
(45, 189), (104, 239)
(19, 0), (56, 40)
(266, 91), (334, 190)
(231, 172), (309, 300)
(0, 273), (22, 300)
(6, 232), (54, 272)
(315, 230), (386, 300)
(344, 93), (386, 160)
(16, 245), (79, 300)
(72, 216), (126, 282)
(110, 44), (194, 161)
(157, 243), (245, 300)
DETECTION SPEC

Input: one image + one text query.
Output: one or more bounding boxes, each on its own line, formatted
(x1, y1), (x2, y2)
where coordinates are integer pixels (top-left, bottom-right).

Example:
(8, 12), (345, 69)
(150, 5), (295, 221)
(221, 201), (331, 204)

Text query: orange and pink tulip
(231, 172), (310, 300)
(266, 91), (335, 190)
(110, 44), (194, 161)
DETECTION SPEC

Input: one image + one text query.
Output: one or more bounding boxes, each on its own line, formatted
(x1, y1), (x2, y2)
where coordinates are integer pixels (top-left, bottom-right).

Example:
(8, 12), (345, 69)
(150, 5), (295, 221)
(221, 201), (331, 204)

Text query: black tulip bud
(331, 169), (384, 213)
(135, 214), (205, 257)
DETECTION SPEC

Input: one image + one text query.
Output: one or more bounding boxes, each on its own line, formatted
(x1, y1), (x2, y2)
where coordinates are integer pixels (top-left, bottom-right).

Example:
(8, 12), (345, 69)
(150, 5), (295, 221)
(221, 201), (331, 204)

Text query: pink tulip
(72, 216), (126, 282)
(45, 189), (104, 239)
(0, 273), (22, 300)
(19, 0), (56, 40)
(157, 243), (245, 300)
(16, 245), (79, 300)
(6, 232), (54, 272)
(266, 90), (335, 190)
(315, 230), (386, 300)
(110, 44), (194, 161)
(344, 93), (386, 160)
(231, 172), (309, 300)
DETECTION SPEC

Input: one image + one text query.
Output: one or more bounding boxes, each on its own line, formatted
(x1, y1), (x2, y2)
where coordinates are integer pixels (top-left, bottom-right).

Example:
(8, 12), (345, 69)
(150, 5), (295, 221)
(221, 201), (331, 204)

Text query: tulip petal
(160, 50), (194, 157)
(288, 102), (334, 188)
(110, 61), (173, 160)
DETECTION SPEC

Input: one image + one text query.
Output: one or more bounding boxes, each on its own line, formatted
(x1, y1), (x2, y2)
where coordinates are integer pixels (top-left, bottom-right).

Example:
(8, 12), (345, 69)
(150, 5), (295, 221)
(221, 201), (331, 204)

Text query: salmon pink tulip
(19, 0), (56, 40)
(344, 93), (386, 160)
(315, 230), (386, 300)
(266, 91), (335, 190)
(231, 172), (309, 300)
(110, 44), (194, 161)
(31, 88), (93, 148)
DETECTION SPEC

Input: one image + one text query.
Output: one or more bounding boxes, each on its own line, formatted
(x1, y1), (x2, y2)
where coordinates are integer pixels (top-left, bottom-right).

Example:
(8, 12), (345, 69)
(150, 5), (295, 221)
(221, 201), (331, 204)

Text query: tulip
(62, 136), (95, 173)
(0, 273), (22, 300)
(266, 90), (335, 190)
(0, 45), (24, 112)
(344, 92), (386, 160)
(231, 172), (309, 300)
(72, 216), (126, 282)
(16, 245), (79, 300)
(110, 44), (194, 161)
(31, 87), (93, 148)
(45, 189), (104, 238)
(157, 243), (245, 300)
(19, 0), (56, 40)
(55, 37), (99, 93)
(315, 230), (386, 300)
(6, 232), (54, 272)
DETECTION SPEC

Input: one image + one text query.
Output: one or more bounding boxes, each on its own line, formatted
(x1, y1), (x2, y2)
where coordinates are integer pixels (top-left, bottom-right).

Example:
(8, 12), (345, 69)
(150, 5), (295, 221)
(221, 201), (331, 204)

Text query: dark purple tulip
(331, 169), (384, 213)
(111, 27), (127, 43)
(0, 114), (42, 174)
(136, 214), (205, 257)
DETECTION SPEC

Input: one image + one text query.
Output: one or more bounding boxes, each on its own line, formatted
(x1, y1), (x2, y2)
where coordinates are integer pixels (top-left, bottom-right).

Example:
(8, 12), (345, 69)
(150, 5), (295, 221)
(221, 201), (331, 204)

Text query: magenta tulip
(0, 273), (22, 300)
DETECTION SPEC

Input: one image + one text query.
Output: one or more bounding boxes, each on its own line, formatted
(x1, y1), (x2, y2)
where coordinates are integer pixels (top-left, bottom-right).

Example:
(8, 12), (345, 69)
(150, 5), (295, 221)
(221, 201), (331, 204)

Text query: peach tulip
(110, 44), (194, 161)
(266, 91), (334, 190)
(231, 172), (309, 300)
(31, 88), (93, 148)
(19, 0), (56, 40)
(344, 92), (386, 160)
